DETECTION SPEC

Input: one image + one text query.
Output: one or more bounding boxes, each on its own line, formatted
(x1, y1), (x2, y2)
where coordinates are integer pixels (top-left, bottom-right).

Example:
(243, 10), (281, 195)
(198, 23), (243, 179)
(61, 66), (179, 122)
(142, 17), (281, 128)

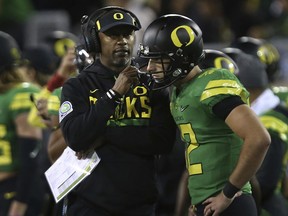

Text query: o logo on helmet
(214, 57), (236, 74)
(171, 25), (195, 48)
(113, 13), (124, 20)
(54, 39), (75, 57)
(11, 48), (21, 60)
(258, 45), (280, 65)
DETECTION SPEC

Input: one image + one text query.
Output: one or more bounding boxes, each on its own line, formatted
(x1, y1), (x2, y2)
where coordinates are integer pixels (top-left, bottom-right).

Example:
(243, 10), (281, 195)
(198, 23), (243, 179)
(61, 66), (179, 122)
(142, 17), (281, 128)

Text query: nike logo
(180, 105), (189, 112)
(90, 89), (99, 93)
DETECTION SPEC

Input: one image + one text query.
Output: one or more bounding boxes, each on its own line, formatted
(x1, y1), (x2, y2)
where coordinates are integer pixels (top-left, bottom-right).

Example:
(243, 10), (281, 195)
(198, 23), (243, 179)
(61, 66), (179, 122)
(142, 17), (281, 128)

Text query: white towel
(251, 88), (280, 115)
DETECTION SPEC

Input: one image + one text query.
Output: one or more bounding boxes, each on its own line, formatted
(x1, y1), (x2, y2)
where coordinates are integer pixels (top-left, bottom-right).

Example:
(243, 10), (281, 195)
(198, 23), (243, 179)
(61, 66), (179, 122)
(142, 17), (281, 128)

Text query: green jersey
(272, 85), (288, 107)
(170, 68), (251, 205)
(259, 106), (288, 193)
(260, 108), (288, 149)
(48, 87), (62, 116)
(0, 82), (40, 172)
(270, 86), (288, 193)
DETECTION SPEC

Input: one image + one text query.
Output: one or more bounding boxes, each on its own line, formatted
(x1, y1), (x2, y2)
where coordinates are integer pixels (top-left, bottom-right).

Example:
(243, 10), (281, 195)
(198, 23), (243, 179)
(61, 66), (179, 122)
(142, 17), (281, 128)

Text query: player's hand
(9, 200), (27, 216)
(36, 98), (49, 118)
(75, 137), (104, 159)
(112, 65), (139, 95)
(202, 190), (242, 216)
(75, 150), (91, 160)
(188, 205), (197, 216)
(57, 47), (77, 79)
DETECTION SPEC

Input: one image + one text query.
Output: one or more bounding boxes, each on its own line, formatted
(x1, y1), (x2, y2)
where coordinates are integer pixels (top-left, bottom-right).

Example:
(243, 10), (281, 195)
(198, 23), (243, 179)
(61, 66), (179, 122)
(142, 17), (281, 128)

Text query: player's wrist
(106, 89), (122, 104)
(222, 181), (240, 199)
(47, 73), (65, 92)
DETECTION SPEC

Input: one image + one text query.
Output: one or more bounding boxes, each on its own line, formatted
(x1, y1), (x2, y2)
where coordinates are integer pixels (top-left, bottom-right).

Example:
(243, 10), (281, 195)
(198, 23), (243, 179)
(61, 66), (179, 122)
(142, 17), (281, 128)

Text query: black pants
(0, 176), (44, 216)
(65, 193), (156, 216)
(195, 194), (257, 216)
(262, 193), (288, 216)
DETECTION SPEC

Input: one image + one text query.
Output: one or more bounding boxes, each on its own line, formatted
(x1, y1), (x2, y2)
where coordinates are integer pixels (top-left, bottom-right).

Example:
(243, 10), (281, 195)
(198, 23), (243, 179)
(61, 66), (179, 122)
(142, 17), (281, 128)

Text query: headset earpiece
(81, 12), (102, 53)
(80, 15), (91, 52)
(80, 6), (141, 54)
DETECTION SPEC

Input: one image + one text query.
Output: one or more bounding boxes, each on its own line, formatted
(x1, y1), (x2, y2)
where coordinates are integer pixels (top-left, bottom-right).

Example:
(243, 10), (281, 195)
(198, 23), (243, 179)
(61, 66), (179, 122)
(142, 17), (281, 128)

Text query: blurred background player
(28, 30), (78, 129)
(0, 31), (45, 216)
(25, 30), (79, 216)
(20, 45), (57, 87)
(231, 36), (288, 106)
(18, 44), (58, 215)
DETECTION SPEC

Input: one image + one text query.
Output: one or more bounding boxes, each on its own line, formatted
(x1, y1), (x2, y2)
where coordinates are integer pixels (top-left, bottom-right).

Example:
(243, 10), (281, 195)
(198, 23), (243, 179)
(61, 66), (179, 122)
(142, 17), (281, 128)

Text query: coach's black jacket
(60, 59), (176, 213)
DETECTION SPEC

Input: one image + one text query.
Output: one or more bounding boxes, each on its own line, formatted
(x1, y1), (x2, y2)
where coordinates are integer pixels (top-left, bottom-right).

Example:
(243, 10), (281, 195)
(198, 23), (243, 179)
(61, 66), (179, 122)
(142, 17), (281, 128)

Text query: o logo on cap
(171, 25), (195, 48)
(113, 12), (124, 20)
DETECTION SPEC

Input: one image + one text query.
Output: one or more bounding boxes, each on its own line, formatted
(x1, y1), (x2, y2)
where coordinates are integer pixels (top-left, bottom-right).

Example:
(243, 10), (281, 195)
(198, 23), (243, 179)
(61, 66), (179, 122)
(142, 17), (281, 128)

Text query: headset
(80, 6), (141, 53)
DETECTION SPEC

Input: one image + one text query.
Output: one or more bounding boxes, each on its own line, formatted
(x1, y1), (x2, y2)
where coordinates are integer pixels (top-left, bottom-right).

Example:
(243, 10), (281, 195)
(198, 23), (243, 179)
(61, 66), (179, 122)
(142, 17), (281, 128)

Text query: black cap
(95, 9), (140, 32)
(0, 31), (21, 72)
(43, 30), (78, 59)
(22, 45), (57, 75)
